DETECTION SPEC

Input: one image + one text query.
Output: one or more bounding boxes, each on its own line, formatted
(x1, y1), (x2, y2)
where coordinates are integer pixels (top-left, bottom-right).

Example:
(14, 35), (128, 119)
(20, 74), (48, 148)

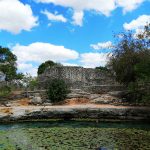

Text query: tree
(0, 46), (23, 81)
(47, 79), (70, 103)
(38, 60), (61, 75)
(108, 24), (150, 85)
(108, 24), (150, 103)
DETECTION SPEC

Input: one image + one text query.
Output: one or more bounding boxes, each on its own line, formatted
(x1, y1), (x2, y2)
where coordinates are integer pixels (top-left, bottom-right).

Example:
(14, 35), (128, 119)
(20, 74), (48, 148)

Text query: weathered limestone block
(67, 88), (91, 99)
(67, 93), (90, 99)
(30, 93), (43, 105)
(88, 94), (101, 100)
(83, 85), (125, 94)
(91, 94), (120, 104)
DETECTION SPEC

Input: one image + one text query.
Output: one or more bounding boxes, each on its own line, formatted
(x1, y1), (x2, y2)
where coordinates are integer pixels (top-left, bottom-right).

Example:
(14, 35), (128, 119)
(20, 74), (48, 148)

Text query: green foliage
(0, 46), (23, 81)
(29, 78), (38, 90)
(95, 66), (109, 72)
(108, 33), (137, 85)
(38, 60), (60, 75)
(47, 79), (70, 103)
(108, 24), (150, 104)
(134, 50), (150, 82)
(0, 86), (11, 98)
(16, 73), (24, 80)
(21, 73), (38, 90)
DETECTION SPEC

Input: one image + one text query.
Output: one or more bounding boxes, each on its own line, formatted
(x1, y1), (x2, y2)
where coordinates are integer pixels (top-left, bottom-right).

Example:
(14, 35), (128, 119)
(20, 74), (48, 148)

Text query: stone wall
(38, 66), (118, 91)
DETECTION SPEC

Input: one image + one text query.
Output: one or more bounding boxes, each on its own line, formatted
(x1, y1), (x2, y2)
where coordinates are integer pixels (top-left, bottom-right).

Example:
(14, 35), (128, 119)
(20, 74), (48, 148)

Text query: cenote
(0, 120), (150, 150)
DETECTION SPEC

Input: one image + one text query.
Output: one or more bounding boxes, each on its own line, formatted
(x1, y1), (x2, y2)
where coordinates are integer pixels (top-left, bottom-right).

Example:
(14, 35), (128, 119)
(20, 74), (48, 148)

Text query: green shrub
(0, 86), (11, 98)
(47, 79), (70, 103)
(124, 82), (150, 105)
(95, 66), (109, 72)
(29, 79), (38, 90)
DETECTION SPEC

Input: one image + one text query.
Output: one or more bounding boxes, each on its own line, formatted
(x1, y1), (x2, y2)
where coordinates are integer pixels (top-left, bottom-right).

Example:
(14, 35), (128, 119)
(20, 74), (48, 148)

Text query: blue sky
(0, 0), (150, 76)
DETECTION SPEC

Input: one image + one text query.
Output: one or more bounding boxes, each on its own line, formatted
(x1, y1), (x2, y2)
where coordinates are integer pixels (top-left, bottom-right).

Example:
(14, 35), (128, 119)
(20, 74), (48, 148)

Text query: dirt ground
(0, 97), (149, 109)
(0, 97), (91, 107)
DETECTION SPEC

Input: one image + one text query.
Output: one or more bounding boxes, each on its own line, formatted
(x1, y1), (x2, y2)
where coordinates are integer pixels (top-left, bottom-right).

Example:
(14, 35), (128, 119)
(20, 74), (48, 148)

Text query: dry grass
(16, 98), (30, 106)
(54, 98), (90, 105)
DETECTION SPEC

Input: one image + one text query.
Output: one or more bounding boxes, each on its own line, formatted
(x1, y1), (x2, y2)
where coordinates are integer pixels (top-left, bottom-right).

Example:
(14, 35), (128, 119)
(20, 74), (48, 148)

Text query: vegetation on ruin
(95, 66), (109, 72)
(38, 60), (61, 75)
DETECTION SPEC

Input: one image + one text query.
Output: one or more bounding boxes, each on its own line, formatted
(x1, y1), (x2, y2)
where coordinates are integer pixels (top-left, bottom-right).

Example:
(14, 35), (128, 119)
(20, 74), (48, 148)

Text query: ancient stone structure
(38, 66), (123, 93)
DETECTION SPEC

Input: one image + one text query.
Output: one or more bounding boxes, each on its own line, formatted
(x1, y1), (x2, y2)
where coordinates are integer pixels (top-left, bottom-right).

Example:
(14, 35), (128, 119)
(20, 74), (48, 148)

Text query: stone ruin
(38, 66), (125, 104)
(38, 66), (124, 92)
(0, 66), (125, 105)
(38, 66), (116, 88)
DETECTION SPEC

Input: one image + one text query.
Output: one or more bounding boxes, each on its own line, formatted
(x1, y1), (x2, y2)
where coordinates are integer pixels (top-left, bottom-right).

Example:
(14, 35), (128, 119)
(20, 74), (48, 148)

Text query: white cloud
(123, 15), (150, 37)
(80, 52), (111, 68)
(90, 41), (113, 50)
(35, 0), (147, 26)
(0, 0), (38, 34)
(62, 62), (79, 66)
(18, 63), (37, 76)
(12, 42), (79, 63)
(35, 0), (116, 26)
(36, 0), (115, 16)
(123, 15), (150, 31)
(72, 10), (84, 26)
(116, 0), (145, 13)
(12, 42), (79, 76)
(41, 10), (67, 22)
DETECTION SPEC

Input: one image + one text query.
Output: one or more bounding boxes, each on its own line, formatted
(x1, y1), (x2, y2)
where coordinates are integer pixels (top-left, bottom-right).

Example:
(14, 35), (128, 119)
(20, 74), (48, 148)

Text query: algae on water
(0, 121), (150, 150)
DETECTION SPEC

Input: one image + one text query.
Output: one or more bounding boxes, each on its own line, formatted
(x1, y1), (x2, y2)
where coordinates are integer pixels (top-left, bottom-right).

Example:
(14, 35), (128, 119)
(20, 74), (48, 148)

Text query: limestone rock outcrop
(0, 105), (150, 122)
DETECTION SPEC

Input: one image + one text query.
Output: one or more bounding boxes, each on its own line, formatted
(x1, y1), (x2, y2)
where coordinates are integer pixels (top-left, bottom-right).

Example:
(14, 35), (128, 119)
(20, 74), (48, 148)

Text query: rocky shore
(0, 105), (150, 122)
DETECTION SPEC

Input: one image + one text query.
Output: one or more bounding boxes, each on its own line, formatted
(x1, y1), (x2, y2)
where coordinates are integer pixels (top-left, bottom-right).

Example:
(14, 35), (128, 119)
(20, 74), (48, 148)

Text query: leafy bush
(0, 86), (11, 98)
(47, 79), (70, 103)
(125, 82), (150, 104)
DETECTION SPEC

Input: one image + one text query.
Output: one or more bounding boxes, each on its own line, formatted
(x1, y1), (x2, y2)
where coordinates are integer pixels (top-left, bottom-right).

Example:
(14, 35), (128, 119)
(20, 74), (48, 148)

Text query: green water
(0, 120), (150, 150)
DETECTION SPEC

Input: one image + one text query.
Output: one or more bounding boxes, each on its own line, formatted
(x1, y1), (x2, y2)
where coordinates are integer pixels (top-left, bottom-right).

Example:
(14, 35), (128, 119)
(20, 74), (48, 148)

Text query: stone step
(107, 91), (127, 97)
(67, 93), (90, 99)
(83, 85), (125, 94)
(70, 89), (83, 92)
(90, 94), (121, 104)
(70, 89), (91, 95)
